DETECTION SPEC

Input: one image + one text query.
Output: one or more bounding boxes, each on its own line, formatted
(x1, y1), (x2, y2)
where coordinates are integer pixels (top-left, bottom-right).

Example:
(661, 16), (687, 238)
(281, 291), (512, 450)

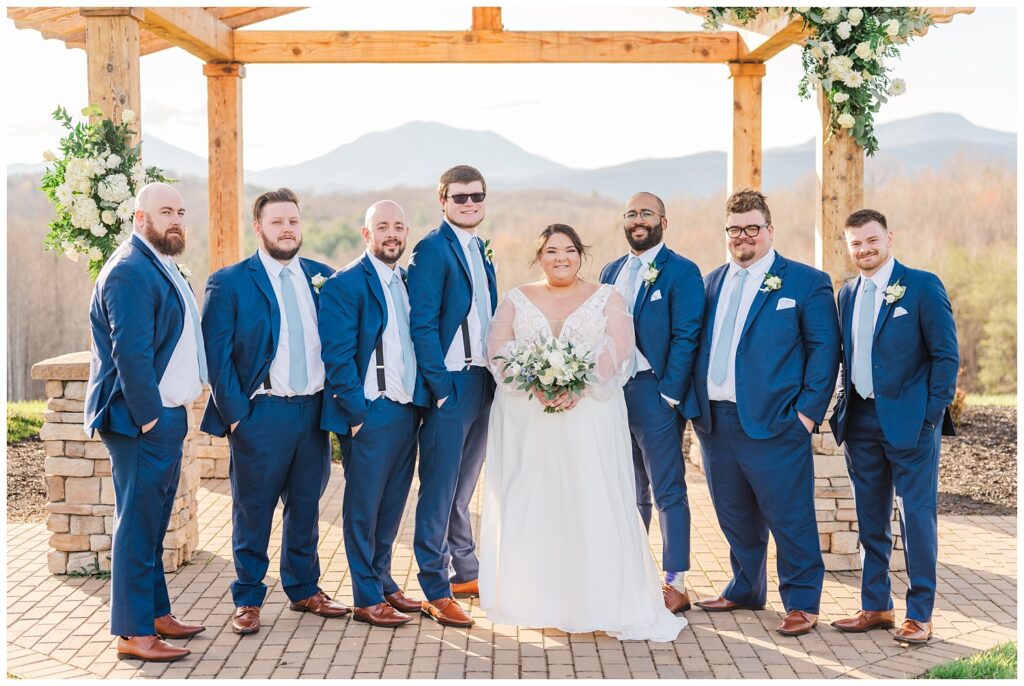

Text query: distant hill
(8, 113), (1015, 197)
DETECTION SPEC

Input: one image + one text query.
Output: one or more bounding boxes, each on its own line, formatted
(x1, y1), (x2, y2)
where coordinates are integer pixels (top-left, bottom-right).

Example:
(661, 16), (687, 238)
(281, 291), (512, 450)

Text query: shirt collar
(257, 248), (298, 279)
(861, 256), (895, 292)
(728, 247), (776, 281)
(366, 250), (400, 284)
(628, 241), (664, 265)
(449, 222), (479, 249)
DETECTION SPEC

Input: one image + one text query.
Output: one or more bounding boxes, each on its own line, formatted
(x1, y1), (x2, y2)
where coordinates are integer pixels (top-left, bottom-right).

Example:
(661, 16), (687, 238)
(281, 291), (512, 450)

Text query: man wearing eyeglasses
(599, 192), (705, 616)
(407, 165), (497, 627)
(691, 188), (840, 637)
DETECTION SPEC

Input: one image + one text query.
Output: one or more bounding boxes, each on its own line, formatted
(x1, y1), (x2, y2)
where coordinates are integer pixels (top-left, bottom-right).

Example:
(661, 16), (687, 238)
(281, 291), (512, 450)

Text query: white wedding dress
(479, 284), (687, 642)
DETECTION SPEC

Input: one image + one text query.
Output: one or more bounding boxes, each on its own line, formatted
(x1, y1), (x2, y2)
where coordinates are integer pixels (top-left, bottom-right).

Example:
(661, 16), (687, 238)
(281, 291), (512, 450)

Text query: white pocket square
(650, 290), (662, 302)
(776, 297), (796, 311)
(894, 306), (909, 318)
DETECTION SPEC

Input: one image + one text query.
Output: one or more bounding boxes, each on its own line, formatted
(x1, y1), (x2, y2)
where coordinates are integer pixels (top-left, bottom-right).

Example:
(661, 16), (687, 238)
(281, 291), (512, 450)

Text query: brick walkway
(7, 468), (1016, 679)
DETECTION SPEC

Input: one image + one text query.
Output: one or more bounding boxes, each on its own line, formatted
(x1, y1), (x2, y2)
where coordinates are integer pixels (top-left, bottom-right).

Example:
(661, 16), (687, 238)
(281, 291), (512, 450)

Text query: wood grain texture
(206, 63), (246, 272)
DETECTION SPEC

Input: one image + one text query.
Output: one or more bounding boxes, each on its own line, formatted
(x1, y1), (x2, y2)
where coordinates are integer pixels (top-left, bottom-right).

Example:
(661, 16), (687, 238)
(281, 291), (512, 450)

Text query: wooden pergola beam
(141, 7), (234, 62)
(740, 18), (810, 63)
(233, 30), (745, 63)
(472, 7), (503, 32)
(81, 8), (141, 140)
(205, 62), (246, 272)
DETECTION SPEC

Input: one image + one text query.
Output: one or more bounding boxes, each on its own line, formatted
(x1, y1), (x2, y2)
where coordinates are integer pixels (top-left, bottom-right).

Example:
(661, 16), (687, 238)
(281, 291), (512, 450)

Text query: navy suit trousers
(228, 393), (330, 607)
(338, 398), (419, 608)
(414, 368), (494, 600)
(102, 405), (187, 636)
(696, 401), (824, 614)
(844, 394), (940, 622)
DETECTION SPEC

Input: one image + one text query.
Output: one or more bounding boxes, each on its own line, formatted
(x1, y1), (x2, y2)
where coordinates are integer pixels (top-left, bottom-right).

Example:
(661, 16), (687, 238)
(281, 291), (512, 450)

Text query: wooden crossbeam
(741, 18), (810, 62)
(233, 30), (744, 63)
(141, 7), (234, 62)
(472, 7), (503, 31)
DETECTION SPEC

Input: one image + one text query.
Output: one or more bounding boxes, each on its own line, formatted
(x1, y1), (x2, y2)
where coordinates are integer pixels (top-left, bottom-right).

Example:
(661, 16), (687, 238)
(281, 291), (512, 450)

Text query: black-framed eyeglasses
(447, 192), (486, 205)
(623, 210), (662, 222)
(724, 223), (768, 238)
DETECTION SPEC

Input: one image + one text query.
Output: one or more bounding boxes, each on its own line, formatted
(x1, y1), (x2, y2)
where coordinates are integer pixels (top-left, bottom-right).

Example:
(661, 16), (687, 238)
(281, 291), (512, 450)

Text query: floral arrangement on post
(40, 105), (172, 279)
(701, 7), (933, 155)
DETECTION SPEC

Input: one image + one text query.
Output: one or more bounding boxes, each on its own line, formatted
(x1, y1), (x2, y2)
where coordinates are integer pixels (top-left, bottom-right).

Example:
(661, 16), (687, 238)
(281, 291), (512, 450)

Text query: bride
(479, 224), (687, 642)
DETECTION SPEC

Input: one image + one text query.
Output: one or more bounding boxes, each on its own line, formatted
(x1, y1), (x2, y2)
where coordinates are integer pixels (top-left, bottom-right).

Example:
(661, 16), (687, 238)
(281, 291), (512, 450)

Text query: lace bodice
(503, 285), (614, 353)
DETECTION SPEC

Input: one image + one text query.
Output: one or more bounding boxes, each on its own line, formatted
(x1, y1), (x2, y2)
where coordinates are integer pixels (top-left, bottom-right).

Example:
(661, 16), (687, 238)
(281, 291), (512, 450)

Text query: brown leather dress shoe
(385, 589), (423, 613)
(289, 591), (352, 618)
(354, 602), (413, 627)
(421, 597), (474, 627)
(662, 585), (691, 613)
(694, 595), (764, 612)
(831, 609), (896, 633)
(777, 610), (818, 636)
(231, 606), (261, 635)
(893, 619), (932, 644)
(154, 613), (206, 639)
(117, 635), (190, 662)
(450, 579), (479, 598)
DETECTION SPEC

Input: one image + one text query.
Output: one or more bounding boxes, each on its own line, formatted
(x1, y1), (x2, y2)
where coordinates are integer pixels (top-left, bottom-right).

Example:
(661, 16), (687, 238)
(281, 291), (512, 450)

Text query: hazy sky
(4, 4), (1018, 170)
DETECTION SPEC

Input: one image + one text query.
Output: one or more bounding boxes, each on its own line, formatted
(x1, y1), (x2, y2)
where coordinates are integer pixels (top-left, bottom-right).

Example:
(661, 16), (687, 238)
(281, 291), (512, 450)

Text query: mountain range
(9, 113), (1015, 197)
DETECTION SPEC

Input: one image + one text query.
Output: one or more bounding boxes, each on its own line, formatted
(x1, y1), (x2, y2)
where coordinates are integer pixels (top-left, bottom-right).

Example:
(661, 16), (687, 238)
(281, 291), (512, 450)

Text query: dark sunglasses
(447, 192), (486, 205)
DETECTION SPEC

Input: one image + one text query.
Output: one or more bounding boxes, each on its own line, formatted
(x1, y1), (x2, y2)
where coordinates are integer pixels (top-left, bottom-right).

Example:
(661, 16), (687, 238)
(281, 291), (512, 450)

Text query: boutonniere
(311, 273), (327, 293)
(759, 272), (782, 293)
(483, 238), (495, 264)
(177, 263), (192, 280)
(642, 262), (660, 287)
(883, 279), (906, 304)
(401, 270), (408, 285)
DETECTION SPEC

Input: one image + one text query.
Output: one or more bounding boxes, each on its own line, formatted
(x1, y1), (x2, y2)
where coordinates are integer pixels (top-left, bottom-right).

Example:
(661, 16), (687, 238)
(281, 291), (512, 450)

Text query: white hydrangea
(70, 195), (100, 229)
(105, 153), (122, 169)
(76, 179), (92, 194)
(822, 7), (841, 23)
(97, 173), (131, 203)
(838, 113), (857, 129)
(834, 91), (850, 103)
(828, 55), (854, 76)
(87, 157), (106, 178)
(848, 8), (864, 26)
(887, 78), (907, 96)
(90, 223), (108, 238)
(64, 157), (92, 187)
(87, 246), (104, 262)
(836, 21), (852, 40)
(855, 41), (873, 60)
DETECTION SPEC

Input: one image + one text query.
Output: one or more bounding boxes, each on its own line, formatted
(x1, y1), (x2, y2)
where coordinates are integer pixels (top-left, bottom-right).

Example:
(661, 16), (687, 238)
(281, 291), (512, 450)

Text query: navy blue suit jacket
(828, 260), (959, 450)
(319, 253), (429, 435)
(85, 235), (188, 437)
(600, 246), (705, 419)
(407, 220), (497, 403)
(692, 253), (841, 439)
(199, 252), (334, 437)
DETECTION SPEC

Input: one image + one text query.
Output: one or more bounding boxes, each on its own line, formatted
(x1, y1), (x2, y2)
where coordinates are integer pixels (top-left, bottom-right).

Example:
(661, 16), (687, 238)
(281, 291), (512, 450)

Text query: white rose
(43, 149), (57, 162)
(546, 351), (566, 369)
(105, 153), (122, 169)
(101, 209), (116, 225)
(90, 223), (108, 237)
(62, 242), (80, 262)
(855, 42), (873, 60)
(836, 21), (852, 40)
(822, 7), (841, 23)
(887, 78), (907, 96)
(842, 72), (864, 88)
(121, 109), (136, 124)
(848, 8), (864, 26)
(87, 246), (104, 262)
(838, 113), (857, 129)
(885, 18), (900, 36)
(833, 91), (850, 103)
(539, 369), (557, 387)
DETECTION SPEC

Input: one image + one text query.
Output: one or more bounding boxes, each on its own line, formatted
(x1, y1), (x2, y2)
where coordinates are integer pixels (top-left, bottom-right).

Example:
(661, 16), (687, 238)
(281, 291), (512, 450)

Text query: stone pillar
(31, 352), (201, 575)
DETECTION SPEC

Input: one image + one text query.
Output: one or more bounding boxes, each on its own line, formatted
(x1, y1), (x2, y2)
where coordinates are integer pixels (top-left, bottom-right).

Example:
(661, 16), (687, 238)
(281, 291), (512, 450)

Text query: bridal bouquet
(494, 336), (596, 413)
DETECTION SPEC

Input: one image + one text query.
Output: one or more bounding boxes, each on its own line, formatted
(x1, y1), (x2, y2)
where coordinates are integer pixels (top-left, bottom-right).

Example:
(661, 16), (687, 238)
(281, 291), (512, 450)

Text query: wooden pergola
(9, 6), (973, 288)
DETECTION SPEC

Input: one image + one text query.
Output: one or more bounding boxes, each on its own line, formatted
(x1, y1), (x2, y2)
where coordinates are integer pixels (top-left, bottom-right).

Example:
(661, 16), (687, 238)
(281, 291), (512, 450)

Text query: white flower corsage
(759, 272), (782, 293)
(483, 238), (495, 264)
(311, 273), (327, 293)
(642, 263), (660, 287)
(883, 280), (906, 304)
(177, 263), (192, 279)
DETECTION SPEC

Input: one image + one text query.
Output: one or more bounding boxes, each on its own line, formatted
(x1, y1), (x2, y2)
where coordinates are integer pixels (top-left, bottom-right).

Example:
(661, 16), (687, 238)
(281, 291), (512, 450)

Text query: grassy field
(966, 394), (1017, 407)
(6, 400), (46, 444)
(922, 641), (1016, 679)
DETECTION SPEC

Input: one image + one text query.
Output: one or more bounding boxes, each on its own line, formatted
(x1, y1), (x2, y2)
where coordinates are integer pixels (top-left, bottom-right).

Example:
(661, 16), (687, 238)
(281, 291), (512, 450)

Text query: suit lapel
(633, 247), (669, 320)
(479, 239), (498, 311)
(441, 221), (473, 290)
(131, 234), (184, 312)
(704, 265), (728, 348)
(248, 253), (281, 352)
(739, 253), (784, 342)
(873, 260), (905, 342)
(842, 278), (858, 374)
(297, 258), (323, 309)
(361, 254), (389, 329)
(603, 255), (627, 286)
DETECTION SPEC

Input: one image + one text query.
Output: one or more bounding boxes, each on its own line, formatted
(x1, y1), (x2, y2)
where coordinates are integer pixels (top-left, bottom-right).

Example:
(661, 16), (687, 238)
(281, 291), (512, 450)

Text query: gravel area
(6, 405), (1016, 522)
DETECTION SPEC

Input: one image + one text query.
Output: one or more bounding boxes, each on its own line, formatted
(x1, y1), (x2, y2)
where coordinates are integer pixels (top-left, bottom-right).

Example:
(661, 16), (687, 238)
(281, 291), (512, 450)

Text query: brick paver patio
(7, 467), (1016, 679)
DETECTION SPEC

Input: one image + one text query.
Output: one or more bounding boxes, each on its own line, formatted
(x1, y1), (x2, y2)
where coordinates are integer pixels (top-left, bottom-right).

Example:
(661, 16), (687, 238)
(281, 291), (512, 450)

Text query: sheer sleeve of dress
(587, 288), (636, 401)
(486, 293), (527, 396)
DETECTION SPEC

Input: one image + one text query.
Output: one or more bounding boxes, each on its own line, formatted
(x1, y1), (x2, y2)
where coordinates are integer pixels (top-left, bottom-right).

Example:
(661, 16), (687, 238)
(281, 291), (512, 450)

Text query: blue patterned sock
(665, 571), (686, 593)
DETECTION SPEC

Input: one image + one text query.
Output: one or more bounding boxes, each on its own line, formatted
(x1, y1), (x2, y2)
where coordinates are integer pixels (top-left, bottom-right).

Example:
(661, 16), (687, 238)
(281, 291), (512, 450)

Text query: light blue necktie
(625, 256), (642, 314)
(470, 237), (491, 347)
(164, 259), (208, 385)
(279, 266), (308, 394)
(387, 273), (416, 396)
(854, 279), (877, 399)
(710, 268), (749, 385)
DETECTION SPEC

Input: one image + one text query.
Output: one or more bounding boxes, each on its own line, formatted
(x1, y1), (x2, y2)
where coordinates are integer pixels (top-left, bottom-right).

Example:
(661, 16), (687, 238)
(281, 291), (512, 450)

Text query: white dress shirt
(707, 248), (777, 402)
(613, 242), (664, 376)
(134, 232), (203, 409)
(254, 249), (325, 397)
(363, 251), (414, 405)
(443, 223), (491, 371)
(850, 256), (895, 399)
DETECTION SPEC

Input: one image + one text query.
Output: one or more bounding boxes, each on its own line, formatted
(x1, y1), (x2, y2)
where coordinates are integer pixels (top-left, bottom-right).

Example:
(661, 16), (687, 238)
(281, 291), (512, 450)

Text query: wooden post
(81, 8), (142, 141)
(204, 62), (246, 272)
(815, 90), (862, 290)
(728, 62), (765, 193)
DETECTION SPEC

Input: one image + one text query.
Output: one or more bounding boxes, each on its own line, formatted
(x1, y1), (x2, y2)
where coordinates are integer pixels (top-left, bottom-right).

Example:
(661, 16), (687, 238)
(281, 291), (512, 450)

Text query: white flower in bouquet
(842, 72), (864, 89)
(43, 149), (57, 162)
(87, 157), (106, 178)
(855, 42), (874, 60)
(822, 7), (841, 24)
(71, 195), (100, 229)
(116, 197), (135, 221)
(766, 7), (783, 19)
(807, 72), (822, 87)
(105, 153), (122, 169)
(121, 109), (136, 124)
(828, 55), (853, 76)
(887, 78), (907, 96)
(121, 220), (133, 236)
(833, 91), (850, 103)
(820, 41), (836, 57)
(55, 183), (74, 206)
(65, 157), (92, 185)
(838, 113), (857, 129)
(97, 173), (131, 203)
(809, 44), (824, 60)
(848, 8), (864, 26)
(836, 21), (852, 40)
(62, 242), (79, 261)
(87, 245), (104, 262)
(885, 19), (900, 37)
(101, 209), (117, 226)
(76, 179), (92, 194)
(89, 223), (108, 238)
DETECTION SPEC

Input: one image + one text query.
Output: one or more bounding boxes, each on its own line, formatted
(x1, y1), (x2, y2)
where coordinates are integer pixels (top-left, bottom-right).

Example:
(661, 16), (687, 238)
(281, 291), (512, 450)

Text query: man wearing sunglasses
(690, 189), (840, 637)
(407, 165), (497, 627)
(599, 192), (705, 616)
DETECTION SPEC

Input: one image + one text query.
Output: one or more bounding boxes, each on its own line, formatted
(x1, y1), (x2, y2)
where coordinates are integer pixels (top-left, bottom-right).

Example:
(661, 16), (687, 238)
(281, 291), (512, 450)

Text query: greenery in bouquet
(495, 336), (597, 413)
(40, 104), (172, 280)
(701, 7), (933, 155)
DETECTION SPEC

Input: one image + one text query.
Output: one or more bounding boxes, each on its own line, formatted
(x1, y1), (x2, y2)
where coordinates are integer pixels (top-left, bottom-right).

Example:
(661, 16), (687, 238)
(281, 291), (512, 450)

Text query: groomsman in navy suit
(829, 209), (959, 644)
(85, 182), (206, 662)
(692, 189), (840, 636)
(408, 165), (497, 627)
(319, 200), (427, 627)
(600, 192), (704, 614)
(201, 188), (348, 635)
